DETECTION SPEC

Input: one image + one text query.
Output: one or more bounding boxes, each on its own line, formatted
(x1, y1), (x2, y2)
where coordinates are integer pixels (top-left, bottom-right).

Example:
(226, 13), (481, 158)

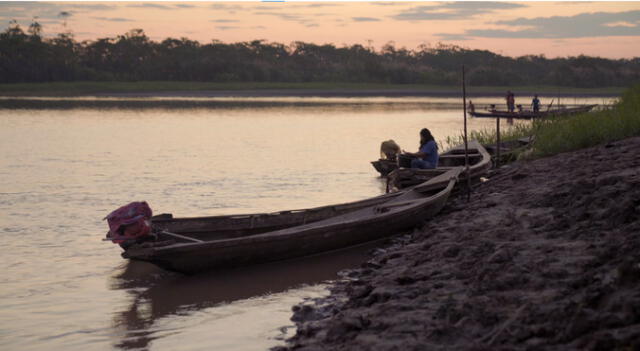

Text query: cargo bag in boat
(104, 201), (153, 244)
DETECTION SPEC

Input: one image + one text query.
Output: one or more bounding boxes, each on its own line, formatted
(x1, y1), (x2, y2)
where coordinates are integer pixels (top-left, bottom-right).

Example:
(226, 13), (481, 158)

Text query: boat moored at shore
(387, 140), (492, 190)
(107, 168), (461, 274)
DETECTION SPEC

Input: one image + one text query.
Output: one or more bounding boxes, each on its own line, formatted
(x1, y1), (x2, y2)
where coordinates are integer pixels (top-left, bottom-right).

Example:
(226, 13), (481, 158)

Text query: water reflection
(109, 240), (388, 350)
(0, 97), (462, 110)
(0, 95), (616, 111)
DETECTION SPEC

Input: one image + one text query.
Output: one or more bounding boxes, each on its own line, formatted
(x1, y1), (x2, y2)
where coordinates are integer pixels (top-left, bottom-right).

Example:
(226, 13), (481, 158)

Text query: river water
(0, 96), (609, 350)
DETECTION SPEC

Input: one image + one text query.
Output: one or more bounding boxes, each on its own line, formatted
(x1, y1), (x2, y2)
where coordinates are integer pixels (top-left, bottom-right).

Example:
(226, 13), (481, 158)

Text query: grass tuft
(532, 84), (640, 156)
(443, 120), (533, 150)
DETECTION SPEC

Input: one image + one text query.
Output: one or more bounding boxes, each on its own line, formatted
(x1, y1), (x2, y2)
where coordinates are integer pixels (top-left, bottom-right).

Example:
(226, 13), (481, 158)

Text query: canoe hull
(151, 190), (403, 241)
(134, 195), (447, 273)
(124, 169), (459, 274)
(470, 105), (596, 119)
(388, 140), (492, 190)
(371, 159), (398, 176)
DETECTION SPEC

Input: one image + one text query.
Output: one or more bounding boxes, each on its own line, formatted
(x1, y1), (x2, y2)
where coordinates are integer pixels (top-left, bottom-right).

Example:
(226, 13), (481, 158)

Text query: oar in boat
(102, 230), (203, 243)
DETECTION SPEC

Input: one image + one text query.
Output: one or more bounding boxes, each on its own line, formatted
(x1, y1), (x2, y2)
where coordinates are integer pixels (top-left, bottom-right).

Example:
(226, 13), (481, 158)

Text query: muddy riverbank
(279, 136), (640, 350)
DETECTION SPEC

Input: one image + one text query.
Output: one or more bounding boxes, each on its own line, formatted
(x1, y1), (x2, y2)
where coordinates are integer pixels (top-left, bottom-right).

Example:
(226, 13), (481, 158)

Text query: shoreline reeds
(442, 83), (640, 158)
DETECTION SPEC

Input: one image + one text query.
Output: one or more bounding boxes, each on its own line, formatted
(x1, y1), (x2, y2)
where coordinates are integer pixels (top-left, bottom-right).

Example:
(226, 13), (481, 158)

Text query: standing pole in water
(496, 113), (501, 169)
(462, 65), (471, 201)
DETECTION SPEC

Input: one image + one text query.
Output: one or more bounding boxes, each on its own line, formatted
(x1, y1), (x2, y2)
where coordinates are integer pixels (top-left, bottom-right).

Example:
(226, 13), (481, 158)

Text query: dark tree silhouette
(0, 22), (639, 87)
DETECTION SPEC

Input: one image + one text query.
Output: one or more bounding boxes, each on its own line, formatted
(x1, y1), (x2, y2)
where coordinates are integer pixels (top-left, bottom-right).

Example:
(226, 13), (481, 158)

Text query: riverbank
(0, 81), (624, 98)
(279, 136), (640, 350)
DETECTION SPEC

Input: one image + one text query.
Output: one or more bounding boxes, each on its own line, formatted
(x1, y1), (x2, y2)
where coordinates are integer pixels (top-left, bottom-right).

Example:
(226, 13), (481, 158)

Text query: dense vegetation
(1, 21), (639, 88)
(531, 84), (640, 156)
(448, 83), (640, 157)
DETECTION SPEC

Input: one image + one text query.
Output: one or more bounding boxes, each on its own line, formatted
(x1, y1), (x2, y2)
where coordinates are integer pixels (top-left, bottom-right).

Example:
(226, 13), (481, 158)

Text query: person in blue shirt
(532, 94), (541, 113)
(403, 128), (439, 169)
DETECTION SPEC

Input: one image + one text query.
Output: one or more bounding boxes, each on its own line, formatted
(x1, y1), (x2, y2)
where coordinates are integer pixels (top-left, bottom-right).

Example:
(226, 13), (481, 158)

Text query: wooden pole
(496, 114), (501, 169)
(462, 65), (471, 201)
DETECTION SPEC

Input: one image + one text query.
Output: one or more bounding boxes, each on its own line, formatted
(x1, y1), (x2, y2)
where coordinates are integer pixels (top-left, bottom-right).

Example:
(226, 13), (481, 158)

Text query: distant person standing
(506, 91), (515, 113)
(532, 94), (541, 113)
(403, 128), (439, 169)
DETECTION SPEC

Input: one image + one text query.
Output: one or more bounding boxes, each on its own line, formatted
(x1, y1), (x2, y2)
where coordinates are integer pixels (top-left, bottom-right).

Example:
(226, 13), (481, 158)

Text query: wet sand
(279, 136), (640, 350)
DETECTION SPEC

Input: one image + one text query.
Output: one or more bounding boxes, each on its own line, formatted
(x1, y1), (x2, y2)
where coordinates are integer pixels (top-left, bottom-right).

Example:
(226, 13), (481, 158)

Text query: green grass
(531, 84), (640, 156)
(0, 81), (626, 97)
(442, 83), (640, 158)
(443, 121), (533, 150)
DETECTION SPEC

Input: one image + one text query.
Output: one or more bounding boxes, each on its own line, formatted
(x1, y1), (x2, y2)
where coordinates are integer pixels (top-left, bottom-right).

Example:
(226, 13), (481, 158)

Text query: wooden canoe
(371, 158), (398, 177)
(482, 136), (533, 164)
(470, 104), (596, 119)
(387, 140), (492, 190)
(120, 167), (461, 274)
(148, 189), (407, 241)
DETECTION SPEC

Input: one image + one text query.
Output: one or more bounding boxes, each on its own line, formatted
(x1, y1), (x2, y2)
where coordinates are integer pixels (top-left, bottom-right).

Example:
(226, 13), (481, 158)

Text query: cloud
(91, 17), (133, 23)
(254, 5), (280, 11)
(175, 4), (195, 9)
(392, 1), (526, 21)
(253, 9), (333, 26)
(292, 3), (339, 8)
(210, 4), (245, 11)
(127, 3), (171, 10)
(215, 26), (238, 31)
(254, 11), (303, 21)
(0, 2), (117, 21)
(464, 11), (640, 38)
(436, 33), (472, 41)
(352, 17), (381, 22)
(373, 2), (406, 6)
(439, 2), (525, 10)
(66, 4), (116, 11)
(211, 19), (239, 23)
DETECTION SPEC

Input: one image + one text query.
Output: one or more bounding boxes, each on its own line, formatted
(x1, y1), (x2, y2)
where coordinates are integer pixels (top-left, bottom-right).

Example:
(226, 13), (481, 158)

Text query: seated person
(403, 128), (439, 169)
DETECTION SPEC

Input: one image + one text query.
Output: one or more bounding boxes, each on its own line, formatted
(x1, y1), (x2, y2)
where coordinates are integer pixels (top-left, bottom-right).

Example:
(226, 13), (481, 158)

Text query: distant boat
(112, 168), (461, 274)
(470, 104), (597, 119)
(387, 140), (492, 190)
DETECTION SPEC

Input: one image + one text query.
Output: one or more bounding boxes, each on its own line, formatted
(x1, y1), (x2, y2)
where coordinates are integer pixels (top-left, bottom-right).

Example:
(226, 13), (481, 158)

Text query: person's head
(420, 128), (435, 146)
(534, 94), (538, 98)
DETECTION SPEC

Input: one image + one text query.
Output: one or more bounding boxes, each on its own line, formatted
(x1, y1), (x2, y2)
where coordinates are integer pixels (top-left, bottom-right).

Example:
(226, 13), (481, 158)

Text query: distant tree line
(1, 21), (639, 87)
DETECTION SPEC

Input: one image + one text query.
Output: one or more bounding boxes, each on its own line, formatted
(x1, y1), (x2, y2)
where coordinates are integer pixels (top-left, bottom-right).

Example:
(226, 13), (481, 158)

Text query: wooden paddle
(102, 230), (203, 243)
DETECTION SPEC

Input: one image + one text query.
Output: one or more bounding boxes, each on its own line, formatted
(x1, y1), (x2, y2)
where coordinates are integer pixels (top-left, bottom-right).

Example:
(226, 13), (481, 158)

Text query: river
(0, 96), (609, 350)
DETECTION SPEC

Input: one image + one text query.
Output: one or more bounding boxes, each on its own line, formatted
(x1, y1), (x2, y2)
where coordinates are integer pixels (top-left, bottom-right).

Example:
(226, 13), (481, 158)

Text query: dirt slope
(279, 136), (640, 351)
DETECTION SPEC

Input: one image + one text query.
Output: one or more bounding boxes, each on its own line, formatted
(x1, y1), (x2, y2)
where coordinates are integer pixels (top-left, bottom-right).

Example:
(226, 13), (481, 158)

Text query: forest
(1, 21), (639, 88)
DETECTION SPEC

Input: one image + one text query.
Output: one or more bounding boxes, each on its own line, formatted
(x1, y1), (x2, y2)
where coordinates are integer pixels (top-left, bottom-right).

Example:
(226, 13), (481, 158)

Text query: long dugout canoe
(121, 167), (462, 274)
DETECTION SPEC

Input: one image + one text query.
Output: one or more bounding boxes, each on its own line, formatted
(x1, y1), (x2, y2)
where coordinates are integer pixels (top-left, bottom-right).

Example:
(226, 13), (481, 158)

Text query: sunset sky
(1, 1), (639, 59)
